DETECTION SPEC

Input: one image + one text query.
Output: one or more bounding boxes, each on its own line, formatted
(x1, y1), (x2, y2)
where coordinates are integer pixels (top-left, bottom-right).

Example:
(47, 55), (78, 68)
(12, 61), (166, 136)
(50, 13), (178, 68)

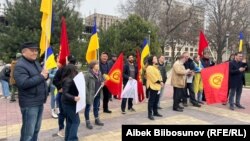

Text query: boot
(86, 120), (93, 129)
(95, 118), (104, 126)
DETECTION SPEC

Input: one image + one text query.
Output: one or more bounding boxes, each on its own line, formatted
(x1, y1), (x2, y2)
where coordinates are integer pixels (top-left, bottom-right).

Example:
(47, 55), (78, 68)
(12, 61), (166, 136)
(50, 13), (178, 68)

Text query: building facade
(85, 13), (121, 31)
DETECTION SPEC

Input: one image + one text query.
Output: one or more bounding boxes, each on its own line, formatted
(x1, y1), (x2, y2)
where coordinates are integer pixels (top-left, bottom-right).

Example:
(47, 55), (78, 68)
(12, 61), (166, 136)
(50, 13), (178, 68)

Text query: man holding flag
(14, 42), (49, 141)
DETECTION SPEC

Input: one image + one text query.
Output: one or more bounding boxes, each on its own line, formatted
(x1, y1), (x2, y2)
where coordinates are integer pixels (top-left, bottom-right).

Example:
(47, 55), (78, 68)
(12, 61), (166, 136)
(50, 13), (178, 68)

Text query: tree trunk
(216, 46), (223, 64)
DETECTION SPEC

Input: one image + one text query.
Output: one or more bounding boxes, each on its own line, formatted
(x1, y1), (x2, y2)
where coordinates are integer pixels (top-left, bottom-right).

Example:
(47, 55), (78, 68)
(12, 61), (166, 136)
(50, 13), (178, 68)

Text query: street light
(148, 30), (151, 46)
(226, 32), (230, 60)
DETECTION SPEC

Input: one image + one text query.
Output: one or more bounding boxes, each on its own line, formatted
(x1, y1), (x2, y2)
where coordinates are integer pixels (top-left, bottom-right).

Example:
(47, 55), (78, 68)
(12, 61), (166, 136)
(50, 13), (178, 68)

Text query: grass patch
(245, 73), (250, 87)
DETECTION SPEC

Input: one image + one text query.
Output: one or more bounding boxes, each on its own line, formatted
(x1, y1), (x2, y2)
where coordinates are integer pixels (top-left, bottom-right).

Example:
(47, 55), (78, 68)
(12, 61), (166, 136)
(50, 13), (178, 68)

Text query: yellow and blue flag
(45, 46), (57, 70)
(86, 19), (99, 64)
(141, 39), (150, 68)
(239, 32), (244, 52)
(40, 0), (52, 56)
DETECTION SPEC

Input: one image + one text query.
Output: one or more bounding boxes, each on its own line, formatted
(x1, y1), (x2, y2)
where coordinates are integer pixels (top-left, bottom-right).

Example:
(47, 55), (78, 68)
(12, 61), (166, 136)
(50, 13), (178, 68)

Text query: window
(185, 48), (188, 51)
(166, 52), (169, 56)
(190, 48), (193, 51)
(190, 53), (193, 56)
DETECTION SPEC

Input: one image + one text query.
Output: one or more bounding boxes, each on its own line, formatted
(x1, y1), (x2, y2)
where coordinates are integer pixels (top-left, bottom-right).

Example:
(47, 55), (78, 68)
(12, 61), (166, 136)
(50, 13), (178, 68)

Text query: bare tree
(118, 0), (162, 22)
(119, 0), (204, 65)
(205, 0), (250, 63)
(158, 0), (204, 64)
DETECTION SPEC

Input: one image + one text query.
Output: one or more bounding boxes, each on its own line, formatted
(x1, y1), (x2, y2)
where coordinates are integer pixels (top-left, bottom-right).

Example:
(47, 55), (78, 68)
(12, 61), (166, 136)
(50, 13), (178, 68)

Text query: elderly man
(14, 42), (48, 141)
(171, 52), (191, 112)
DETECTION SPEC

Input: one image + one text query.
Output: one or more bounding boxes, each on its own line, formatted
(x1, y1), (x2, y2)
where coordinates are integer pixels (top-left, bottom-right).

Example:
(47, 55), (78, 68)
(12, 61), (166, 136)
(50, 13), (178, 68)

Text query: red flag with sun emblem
(136, 50), (145, 102)
(105, 53), (124, 97)
(201, 62), (229, 104)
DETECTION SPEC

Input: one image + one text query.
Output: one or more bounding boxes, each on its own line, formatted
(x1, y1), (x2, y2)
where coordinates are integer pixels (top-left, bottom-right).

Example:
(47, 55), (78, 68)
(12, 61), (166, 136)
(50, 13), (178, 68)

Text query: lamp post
(226, 33), (230, 60)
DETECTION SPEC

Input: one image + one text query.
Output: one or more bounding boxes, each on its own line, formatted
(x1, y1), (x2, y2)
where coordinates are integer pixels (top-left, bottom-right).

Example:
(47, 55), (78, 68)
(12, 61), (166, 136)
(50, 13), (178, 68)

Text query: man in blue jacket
(14, 42), (48, 141)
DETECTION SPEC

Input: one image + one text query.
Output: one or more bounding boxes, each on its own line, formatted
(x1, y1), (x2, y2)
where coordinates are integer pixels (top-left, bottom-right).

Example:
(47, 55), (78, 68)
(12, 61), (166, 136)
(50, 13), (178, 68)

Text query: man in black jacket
(14, 42), (48, 141)
(229, 52), (246, 110)
(100, 52), (112, 113)
(121, 54), (138, 114)
(157, 55), (167, 109)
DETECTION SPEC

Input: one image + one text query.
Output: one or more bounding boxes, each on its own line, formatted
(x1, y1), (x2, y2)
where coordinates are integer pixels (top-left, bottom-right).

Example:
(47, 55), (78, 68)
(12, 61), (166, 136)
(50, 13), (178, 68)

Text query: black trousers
(148, 88), (160, 116)
(173, 87), (185, 110)
(121, 98), (133, 112)
(102, 86), (111, 111)
(183, 83), (198, 105)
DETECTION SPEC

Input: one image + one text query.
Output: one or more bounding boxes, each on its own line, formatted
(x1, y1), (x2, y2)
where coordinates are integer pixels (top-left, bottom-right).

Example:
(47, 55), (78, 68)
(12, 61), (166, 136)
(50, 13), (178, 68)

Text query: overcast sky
(77, 0), (125, 17)
(0, 0), (125, 17)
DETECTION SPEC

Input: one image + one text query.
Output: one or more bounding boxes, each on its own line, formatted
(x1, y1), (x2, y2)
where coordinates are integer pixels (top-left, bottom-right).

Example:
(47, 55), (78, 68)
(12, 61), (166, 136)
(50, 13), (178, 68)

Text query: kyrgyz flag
(105, 53), (124, 96)
(201, 62), (229, 104)
(136, 50), (145, 102)
(198, 31), (208, 57)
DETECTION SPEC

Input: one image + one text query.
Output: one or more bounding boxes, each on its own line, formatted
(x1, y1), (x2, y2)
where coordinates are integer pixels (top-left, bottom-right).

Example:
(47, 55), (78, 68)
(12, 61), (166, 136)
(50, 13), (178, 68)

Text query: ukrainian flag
(45, 46), (57, 70)
(239, 32), (244, 52)
(40, 0), (52, 56)
(141, 39), (150, 68)
(86, 19), (99, 64)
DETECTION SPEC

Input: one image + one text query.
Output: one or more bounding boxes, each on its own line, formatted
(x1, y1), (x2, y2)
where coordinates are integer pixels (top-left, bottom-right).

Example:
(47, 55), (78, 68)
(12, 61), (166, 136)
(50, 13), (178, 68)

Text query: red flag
(58, 17), (70, 66)
(201, 62), (229, 104)
(105, 53), (124, 97)
(198, 31), (208, 57)
(136, 50), (145, 102)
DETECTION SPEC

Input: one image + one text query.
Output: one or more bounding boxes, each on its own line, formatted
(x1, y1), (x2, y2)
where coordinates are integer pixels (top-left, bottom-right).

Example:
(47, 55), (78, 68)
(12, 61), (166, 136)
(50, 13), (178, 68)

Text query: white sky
(76, 0), (126, 17)
(0, 0), (125, 17)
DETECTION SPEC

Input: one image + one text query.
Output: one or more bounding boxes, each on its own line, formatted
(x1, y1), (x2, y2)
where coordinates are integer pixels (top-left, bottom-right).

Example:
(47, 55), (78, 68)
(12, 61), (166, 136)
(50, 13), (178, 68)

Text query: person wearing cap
(108, 54), (117, 67)
(14, 42), (49, 141)
(9, 53), (22, 102)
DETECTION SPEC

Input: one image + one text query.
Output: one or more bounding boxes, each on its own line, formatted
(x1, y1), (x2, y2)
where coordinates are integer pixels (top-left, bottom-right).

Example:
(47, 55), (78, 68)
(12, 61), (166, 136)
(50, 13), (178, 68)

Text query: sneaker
(6, 96), (11, 100)
(121, 111), (126, 114)
(57, 129), (65, 138)
(51, 109), (58, 119)
(0, 96), (6, 99)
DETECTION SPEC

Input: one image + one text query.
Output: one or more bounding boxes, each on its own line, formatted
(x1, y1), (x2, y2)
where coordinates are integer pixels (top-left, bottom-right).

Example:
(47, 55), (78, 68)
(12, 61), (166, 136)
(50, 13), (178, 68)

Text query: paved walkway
(0, 85), (250, 141)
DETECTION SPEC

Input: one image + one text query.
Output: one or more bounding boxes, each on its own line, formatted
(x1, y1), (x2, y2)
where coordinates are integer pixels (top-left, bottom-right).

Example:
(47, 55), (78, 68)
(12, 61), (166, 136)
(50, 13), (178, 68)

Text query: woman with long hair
(61, 64), (80, 141)
(146, 55), (163, 120)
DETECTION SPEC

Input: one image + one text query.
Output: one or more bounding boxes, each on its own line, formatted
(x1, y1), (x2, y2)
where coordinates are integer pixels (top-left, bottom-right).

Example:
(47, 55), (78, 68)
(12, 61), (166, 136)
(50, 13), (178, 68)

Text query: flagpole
(97, 49), (99, 61)
(43, 36), (48, 69)
(208, 46), (216, 62)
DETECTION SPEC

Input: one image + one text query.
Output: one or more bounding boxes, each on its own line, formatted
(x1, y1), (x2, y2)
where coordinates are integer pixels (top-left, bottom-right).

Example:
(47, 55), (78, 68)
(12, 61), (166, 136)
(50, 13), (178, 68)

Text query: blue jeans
(63, 104), (80, 141)
(50, 85), (57, 109)
(20, 105), (44, 141)
(56, 92), (65, 130)
(1, 80), (10, 97)
(85, 94), (100, 120)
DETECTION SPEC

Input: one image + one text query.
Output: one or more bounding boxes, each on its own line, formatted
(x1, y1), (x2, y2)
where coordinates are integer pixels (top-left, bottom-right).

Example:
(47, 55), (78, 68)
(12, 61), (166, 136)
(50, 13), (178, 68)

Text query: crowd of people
(0, 42), (248, 141)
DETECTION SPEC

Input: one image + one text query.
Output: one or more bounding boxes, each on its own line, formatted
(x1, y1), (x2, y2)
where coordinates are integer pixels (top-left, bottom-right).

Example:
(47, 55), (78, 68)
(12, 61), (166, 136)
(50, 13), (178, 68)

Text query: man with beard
(121, 54), (138, 114)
